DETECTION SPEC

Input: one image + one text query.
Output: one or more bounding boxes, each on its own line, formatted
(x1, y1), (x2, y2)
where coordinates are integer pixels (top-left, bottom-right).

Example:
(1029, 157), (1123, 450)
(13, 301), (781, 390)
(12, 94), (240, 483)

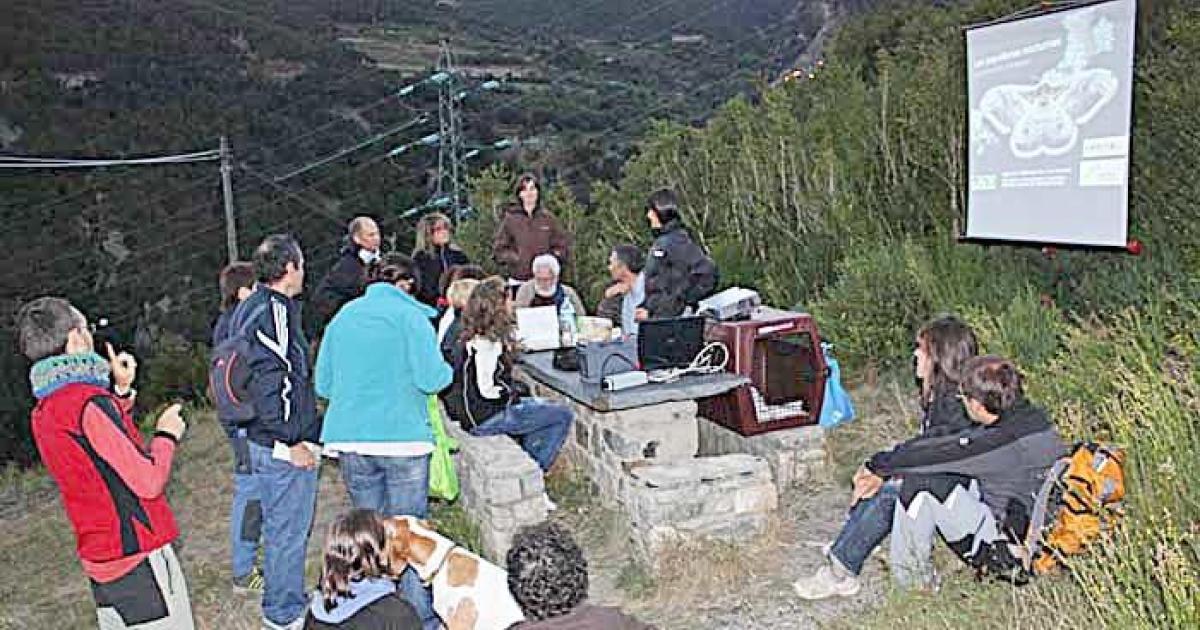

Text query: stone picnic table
(516, 349), (748, 411)
(514, 349), (796, 564)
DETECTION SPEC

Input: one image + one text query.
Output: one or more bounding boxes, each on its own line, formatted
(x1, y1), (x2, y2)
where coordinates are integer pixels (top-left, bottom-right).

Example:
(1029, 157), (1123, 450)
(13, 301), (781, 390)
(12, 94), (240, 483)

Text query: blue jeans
(829, 480), (900, 575)
(248, 441), (319, 626)
(471, 399), (574, 471)
(230, 471), (262, 579)
(339, 452), (437, 630)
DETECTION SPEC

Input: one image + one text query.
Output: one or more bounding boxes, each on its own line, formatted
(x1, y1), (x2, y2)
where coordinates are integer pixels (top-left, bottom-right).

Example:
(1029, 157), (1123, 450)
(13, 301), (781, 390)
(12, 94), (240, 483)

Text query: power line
(270, 115), (431, 184)
(0, 149), (220, 169)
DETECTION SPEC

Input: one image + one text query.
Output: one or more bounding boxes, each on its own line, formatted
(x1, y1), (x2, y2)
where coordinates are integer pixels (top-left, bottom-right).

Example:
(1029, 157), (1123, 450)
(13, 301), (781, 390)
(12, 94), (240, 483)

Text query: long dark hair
(318, 509), (391, 611)
(459, 276), (516, 355)
(513, 172), (544, 213)
(916, 315), (979, 407)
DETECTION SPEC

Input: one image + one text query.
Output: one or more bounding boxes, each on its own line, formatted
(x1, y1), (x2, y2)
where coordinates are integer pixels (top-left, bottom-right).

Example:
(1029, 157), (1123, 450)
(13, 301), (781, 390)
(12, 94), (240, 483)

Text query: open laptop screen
(637, 316), (705, 371)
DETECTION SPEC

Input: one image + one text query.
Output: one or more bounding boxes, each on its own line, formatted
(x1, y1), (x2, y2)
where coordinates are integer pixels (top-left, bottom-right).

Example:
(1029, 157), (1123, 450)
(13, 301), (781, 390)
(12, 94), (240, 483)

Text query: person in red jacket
(17, 296), (192, 629)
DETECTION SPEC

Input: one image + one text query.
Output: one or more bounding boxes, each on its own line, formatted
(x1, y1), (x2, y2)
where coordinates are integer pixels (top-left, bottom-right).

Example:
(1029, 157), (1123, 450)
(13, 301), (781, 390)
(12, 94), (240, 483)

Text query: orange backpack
(1024, 443), (1126, 575)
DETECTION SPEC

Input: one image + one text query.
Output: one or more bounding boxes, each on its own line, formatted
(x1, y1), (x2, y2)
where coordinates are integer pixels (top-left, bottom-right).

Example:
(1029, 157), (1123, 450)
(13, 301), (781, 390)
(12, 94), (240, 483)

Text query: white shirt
(323, 442), (434, 458)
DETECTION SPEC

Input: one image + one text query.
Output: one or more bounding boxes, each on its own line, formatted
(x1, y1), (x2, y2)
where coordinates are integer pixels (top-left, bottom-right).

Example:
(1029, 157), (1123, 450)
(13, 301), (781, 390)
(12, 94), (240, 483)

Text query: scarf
(30, 352), (111, 400)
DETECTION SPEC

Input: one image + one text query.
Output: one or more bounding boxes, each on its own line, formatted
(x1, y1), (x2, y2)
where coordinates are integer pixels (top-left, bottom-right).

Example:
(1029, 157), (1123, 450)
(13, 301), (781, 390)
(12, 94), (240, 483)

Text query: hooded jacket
(867, 398), (1066, 520)
(304, 578), (420, 630)
(639, 220), (718, 319)
(492, 205), (570, 281)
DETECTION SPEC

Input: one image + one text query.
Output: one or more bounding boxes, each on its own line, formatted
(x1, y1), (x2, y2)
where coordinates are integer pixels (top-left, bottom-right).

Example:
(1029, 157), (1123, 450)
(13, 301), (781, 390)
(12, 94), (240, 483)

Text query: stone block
(486, 477), (523, 505)
(696, 420), (828, 489)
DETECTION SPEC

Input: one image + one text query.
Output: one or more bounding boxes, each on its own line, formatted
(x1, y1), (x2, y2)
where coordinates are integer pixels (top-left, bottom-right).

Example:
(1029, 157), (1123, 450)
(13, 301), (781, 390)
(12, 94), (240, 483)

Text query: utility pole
(220, 135), (239, 263)
(434, 41), (468, 222)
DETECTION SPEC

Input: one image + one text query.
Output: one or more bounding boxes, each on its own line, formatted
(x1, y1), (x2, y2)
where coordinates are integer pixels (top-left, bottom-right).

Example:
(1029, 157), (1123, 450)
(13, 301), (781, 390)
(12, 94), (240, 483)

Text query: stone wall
(445, 418), (548, 563)
(697, 421), (827, 489)
(624, 454), (777, 563)
(522, 375), (781, 565)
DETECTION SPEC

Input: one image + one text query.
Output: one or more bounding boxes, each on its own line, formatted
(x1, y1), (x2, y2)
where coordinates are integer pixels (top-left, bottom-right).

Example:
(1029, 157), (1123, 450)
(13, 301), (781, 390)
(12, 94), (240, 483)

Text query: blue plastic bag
(819, 342), (855, 428)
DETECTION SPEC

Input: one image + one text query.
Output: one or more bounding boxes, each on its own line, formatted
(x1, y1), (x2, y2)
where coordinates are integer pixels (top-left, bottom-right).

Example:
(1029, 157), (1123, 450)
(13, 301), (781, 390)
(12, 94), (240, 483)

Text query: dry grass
(0, 412), (349, 630)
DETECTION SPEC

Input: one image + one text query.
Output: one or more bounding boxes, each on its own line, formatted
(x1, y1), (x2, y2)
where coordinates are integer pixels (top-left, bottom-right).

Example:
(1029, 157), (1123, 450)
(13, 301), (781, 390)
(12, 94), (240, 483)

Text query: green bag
(427, 395), (460, 501)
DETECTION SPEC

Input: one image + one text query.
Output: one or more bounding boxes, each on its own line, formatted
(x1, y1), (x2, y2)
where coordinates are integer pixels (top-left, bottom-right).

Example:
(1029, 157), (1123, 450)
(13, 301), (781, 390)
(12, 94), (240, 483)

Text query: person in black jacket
(231, 234), (323, 630)
(313, 216), (381, 326)
(794, 315), (978, 600)
(411, 212), (470, 309)
(634, 189), (718, 321)
(212, 261), (265, 592)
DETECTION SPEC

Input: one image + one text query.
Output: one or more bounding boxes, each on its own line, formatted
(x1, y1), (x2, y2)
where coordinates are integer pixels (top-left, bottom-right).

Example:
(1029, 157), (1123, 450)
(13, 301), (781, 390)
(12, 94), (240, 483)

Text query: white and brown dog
(384, 515), (526, 630)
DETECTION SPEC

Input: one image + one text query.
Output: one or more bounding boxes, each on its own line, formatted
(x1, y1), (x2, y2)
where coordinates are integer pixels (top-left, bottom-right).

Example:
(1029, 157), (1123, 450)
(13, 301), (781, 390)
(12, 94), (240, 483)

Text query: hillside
(0, 1), (857, 465)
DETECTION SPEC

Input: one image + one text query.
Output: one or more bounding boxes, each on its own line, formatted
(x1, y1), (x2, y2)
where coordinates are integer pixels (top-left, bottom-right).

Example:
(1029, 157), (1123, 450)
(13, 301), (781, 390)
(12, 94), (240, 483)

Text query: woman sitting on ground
(793, 315), (979, 599)
(441, 276), (574, 477)
(305, 509), (476, 630)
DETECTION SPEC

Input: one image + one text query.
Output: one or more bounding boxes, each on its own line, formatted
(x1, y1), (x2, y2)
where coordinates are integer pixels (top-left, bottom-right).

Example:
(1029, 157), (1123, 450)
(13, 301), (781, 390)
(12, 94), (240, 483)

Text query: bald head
(349, 216), (381, 253)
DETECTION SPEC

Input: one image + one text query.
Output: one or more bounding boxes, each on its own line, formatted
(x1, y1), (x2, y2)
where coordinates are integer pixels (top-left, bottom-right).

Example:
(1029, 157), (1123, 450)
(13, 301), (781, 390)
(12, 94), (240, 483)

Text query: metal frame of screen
(959, 0), (1138, 251)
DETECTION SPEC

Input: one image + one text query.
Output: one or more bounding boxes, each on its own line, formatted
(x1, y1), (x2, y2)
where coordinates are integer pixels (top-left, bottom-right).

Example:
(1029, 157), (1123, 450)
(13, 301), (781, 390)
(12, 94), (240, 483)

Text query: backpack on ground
(1024, 442), (1126, 575)
(209, 302), (267, 424)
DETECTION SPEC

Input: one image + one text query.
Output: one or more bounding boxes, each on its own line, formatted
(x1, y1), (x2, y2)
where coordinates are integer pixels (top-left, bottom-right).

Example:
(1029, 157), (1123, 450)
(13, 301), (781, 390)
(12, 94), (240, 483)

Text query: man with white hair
(513, 254), (586, 316)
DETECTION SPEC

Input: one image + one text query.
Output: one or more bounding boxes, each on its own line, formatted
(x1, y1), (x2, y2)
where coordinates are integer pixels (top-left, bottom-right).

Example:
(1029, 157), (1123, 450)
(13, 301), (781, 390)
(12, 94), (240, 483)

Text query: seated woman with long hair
(792, 315), (979, 600)
(441, 276), (574, 478)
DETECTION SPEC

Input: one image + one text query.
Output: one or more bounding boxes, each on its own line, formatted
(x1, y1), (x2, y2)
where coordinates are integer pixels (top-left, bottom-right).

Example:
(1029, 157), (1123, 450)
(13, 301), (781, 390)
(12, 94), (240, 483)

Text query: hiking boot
(261, 615), (304, 630)
(233, 567), (264, 593)
(792, 564), (861, 600)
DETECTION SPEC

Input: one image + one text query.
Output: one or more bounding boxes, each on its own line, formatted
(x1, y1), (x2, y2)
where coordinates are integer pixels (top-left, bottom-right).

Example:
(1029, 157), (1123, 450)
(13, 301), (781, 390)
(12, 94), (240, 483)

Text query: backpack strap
(1023, 457), (1070, 571)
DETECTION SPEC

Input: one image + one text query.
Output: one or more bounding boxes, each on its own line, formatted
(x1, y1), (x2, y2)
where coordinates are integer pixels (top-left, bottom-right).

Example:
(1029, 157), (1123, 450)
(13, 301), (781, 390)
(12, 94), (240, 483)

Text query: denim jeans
(829, 480), (900, 575)
(338, 452), (437, 630)
(229, 431), (262, 580)
(247, 441), (318, 626)
(471, 398), (574, 471)
(229, 471), (262, 579)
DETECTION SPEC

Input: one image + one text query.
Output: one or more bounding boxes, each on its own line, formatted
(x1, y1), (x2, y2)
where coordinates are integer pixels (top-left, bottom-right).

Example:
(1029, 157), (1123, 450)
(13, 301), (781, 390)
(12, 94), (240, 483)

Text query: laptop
(516, 306), (561, 352)
(637, 316), (706, 371)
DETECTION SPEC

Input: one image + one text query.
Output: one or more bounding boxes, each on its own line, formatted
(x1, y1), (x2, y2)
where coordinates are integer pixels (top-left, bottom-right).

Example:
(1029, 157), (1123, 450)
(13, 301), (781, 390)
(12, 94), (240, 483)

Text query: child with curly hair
(506, 522), (651, 629)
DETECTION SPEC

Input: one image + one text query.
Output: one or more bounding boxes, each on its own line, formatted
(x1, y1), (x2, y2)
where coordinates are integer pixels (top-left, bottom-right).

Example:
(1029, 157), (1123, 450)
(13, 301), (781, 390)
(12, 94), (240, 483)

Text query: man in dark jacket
(313, 216), (381, 325)
(230, 234), (323, 630)
(492, 173), (571, 282)
(634, 189), (718, 321)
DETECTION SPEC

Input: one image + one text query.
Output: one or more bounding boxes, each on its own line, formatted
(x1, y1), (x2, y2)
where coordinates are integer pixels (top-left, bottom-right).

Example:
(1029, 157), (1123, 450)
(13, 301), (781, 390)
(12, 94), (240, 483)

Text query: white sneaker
(262, 616), (305, 630)
(792, 565), (861, 600)
(543, 493), (557, 512)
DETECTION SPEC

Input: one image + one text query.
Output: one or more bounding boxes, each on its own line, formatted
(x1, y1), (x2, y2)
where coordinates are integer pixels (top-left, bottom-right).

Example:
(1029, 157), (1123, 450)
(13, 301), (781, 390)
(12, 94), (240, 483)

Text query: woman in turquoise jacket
(315, 252), (451, 630)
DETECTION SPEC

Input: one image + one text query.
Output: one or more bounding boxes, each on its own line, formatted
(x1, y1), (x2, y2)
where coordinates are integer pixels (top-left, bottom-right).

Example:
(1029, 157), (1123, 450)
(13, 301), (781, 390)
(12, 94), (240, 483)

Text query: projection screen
(965, 0), (1137, 247)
